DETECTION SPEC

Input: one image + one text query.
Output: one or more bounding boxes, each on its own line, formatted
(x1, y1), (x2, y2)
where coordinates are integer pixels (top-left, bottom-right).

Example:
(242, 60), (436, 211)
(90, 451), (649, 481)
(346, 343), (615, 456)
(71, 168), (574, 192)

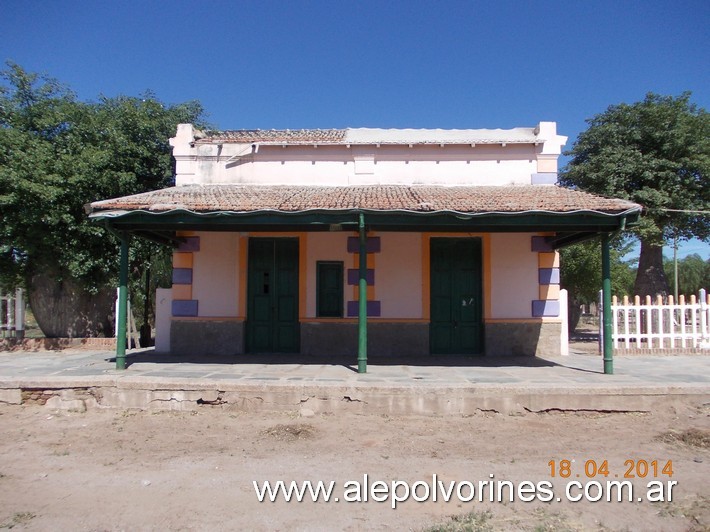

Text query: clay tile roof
(198, 129), (347, 144)
(196, 127), (540, 145)
(89, 185), (640, 216)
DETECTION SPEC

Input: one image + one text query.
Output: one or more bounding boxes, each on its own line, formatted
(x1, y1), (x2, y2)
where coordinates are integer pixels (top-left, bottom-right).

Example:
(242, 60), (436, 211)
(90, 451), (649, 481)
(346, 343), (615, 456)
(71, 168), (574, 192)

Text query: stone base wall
(485, 322), (561, 356)
(301, 322), (428, 357)
(301, 322), (356, 356)
(169, 320), (561, 357)
(170, 320), (244, 356)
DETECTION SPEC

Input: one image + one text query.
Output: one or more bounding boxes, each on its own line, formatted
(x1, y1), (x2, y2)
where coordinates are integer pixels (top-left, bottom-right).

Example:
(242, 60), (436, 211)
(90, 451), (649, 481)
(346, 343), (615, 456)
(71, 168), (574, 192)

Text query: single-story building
(88, 122), (641, 372)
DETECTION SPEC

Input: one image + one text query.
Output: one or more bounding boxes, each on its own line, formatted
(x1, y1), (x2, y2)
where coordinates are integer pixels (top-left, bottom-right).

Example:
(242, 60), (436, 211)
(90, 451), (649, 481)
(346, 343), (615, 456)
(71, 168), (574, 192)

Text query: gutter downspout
(358, 212), (367, 373)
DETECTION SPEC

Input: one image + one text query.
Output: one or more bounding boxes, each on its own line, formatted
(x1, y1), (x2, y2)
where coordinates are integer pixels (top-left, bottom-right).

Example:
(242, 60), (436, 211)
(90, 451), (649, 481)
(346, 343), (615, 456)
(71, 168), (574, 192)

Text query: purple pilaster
(347, 236), (381, 253)
(538, 268), (560, 285)
(532, 300), (560, 318)
(172, 268), (193, 285)
(178, 236), (200, 252)
(172, 300), (198, 317)
(347, 268), (375, 286)
(347, 300), (381, 317)
(531, 236), (553, 252)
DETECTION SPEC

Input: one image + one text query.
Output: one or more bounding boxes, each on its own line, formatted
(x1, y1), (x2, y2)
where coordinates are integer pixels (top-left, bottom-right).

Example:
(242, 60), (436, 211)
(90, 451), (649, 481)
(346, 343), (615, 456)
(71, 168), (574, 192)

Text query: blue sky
(1, 0), (707, 258)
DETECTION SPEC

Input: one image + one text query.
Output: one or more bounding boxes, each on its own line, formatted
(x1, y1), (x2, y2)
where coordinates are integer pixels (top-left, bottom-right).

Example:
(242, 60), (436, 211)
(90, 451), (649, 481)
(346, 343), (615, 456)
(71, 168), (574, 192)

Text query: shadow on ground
(572, 330), (599, 343)
(113, 349), (563, 371)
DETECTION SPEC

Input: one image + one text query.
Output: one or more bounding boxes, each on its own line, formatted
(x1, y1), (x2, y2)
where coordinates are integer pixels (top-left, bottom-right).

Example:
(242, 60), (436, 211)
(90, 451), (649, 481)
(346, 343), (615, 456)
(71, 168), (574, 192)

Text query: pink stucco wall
(179, 145), (538, 186)
(376, 233), (423, 319)
(191, 232), (240, 317)
(488, 233), (539, 319)
(179, 231), (550, 321)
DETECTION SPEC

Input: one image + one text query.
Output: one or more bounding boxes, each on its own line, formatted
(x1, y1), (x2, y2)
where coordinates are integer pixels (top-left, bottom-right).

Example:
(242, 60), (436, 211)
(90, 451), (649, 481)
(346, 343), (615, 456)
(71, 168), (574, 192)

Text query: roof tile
(197, 127), (540, 145)
(198, 129), (346, 144)
(89, 184), (640, 215)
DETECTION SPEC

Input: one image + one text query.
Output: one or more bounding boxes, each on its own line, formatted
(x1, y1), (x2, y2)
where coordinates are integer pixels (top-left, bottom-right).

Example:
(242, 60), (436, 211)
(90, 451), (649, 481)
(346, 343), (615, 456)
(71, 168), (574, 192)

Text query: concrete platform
(0, 347), (708, 415)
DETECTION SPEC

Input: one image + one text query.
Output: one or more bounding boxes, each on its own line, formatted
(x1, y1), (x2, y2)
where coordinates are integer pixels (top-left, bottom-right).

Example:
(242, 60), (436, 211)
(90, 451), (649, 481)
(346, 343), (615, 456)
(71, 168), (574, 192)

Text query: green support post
(601, 233), (613, 375)
(357, 213), (367, 373)
(116, 234), (130, 370)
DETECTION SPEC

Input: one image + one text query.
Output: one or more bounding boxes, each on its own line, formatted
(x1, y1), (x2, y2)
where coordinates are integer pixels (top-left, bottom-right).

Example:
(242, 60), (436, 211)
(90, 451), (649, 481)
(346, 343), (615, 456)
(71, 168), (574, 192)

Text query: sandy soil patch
(0, 402), (708, 531)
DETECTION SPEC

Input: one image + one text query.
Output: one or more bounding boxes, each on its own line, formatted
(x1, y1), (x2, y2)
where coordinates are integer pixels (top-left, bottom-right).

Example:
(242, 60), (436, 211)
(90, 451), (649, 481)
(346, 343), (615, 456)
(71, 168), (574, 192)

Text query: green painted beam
(550, 231), (601, 249)
(91, 208), (640, 233)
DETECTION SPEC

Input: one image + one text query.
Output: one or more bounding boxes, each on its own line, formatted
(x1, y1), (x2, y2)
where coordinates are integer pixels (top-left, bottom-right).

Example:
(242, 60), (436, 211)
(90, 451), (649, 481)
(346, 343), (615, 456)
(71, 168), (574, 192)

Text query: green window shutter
(316, 261), (344, 318)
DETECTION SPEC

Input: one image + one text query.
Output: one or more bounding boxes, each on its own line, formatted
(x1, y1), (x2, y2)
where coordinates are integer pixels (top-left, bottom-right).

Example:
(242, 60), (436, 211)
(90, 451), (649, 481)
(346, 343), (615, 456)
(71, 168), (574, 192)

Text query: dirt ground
(0, 402), (708, 531)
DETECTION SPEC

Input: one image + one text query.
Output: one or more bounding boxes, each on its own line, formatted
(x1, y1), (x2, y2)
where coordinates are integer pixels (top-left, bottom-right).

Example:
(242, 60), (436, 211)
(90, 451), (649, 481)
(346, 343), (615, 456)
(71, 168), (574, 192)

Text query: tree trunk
(567, 293), (583, 335)
(28, 272), (115, 338)
(634, 238), (669, 298)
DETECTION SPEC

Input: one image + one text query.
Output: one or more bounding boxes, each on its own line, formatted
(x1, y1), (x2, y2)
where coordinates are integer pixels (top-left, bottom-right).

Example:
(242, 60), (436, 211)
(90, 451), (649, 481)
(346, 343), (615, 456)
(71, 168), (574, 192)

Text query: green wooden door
(430, 238), (483, 355)
(246, 238), (300, 353)
(316, 261), (344, 318)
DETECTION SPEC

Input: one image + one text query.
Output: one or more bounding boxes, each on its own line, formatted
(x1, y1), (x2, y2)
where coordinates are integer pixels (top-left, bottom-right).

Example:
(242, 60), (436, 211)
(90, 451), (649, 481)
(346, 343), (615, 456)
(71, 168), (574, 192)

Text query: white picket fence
(608, 289), (710, 350)
(0, 289), (26, 338)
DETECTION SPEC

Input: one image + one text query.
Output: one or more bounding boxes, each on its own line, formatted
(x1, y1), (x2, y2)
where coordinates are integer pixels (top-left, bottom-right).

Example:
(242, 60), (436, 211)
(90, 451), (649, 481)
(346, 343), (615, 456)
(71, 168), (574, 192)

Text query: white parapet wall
(155, 288), (173, 354)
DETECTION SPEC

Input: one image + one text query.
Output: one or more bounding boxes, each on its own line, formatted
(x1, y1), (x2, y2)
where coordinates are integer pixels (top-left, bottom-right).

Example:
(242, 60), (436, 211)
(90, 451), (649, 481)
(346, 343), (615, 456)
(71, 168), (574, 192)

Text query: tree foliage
(0, 62), (205, 336)
(560, 238), (637, 333)
(560, 93), (709, 297)
(663, 254), (710, 297)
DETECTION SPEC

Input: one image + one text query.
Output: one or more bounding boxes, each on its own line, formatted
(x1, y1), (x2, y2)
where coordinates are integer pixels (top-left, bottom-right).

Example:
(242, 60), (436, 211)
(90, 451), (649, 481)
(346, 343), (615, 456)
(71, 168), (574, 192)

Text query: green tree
(560, 238), (636, 333)
(560, 93), (709, 298)
(663, 253), (710, 297)
(0, 62), (205, 337)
